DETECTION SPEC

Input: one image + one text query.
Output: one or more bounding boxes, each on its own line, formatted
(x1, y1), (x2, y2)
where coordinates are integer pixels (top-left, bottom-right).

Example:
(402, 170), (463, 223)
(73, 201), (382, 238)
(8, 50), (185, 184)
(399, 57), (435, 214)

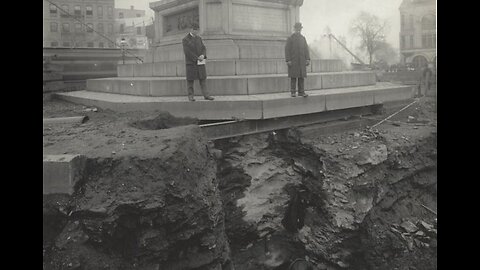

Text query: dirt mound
(129, 112), (198, 130)
(43, 127), (232, 270)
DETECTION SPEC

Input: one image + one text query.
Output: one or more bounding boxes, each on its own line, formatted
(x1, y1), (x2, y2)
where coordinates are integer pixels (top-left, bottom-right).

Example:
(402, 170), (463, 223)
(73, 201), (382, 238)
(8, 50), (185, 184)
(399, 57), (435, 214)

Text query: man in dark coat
(285, 22), (310, 97)
(182, 23), (214, 101)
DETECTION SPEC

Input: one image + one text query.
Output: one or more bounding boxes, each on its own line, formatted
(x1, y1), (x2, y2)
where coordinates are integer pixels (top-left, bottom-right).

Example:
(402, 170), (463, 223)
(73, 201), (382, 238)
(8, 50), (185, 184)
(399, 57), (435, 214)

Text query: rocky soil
(43, 96), (437, 270)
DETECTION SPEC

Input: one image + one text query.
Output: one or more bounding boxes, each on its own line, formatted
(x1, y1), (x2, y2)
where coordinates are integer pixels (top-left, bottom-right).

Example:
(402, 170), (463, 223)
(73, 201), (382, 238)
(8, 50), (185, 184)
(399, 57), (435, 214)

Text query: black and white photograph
(43, 0), (437, 269)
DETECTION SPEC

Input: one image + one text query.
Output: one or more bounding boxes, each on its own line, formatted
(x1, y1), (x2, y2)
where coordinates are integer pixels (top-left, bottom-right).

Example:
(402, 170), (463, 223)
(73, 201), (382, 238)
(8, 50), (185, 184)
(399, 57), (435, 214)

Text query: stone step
(87, 71), (376, 97)
(57, 82), (414, 120)
(118, 59), (345, 77)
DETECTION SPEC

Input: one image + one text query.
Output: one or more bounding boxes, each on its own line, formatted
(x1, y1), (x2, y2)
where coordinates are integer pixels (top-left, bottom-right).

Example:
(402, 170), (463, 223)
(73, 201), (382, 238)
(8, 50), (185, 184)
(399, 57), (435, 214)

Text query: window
(108, 24), (114, 34)
(99, 42), (104, 48)
(98, 6), (103, 17)
(137, 27), (142, 35)
(98, 23), (104, 33)
(401, 35), (405, 49)
(62, 41), (70, 47)
(120, 24), (125, 33)
(50, 22), (58, 32)
(409, 15), (414, 29)
(87, 42), (94, 47)
(422, 34), (436, 48)
(49, 4), (57, 16)
(401, 14), (405, 29)
(51, 41), (58, 47)
(136, 14), (141, 17)
(75, 42), (82, 48)
(421, 15), (435, 30)
(108, 42), (114, 48)
(86, 23), (93, 33)
(75, 23), (82, 32)
(119, 12), (124, 19)
(61, 5), (68, 14)
(86, 6), (93, 16)
(410, 35), (414, 48)
(62, 23), (70, 33)
(74, 6), (81, 16)
(107, 6), (113, 18)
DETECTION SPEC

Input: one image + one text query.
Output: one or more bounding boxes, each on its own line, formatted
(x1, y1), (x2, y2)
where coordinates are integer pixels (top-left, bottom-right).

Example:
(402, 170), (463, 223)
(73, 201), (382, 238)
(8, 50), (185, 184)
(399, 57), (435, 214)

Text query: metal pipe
(43, 116), (89, 125)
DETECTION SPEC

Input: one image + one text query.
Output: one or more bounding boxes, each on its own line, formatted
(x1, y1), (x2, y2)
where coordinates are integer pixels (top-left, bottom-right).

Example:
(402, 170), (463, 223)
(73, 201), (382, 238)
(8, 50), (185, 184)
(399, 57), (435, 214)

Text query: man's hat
(294, 22), (303, 29)
(191, 22), (199, 30)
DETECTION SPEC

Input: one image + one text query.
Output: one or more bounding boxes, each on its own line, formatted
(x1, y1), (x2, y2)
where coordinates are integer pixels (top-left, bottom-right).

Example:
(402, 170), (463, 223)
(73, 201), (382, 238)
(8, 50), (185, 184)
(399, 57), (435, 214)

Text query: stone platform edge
(118, 59), (346, 77)
(87, 72), (377, 97)
(56, 83), (414, 121)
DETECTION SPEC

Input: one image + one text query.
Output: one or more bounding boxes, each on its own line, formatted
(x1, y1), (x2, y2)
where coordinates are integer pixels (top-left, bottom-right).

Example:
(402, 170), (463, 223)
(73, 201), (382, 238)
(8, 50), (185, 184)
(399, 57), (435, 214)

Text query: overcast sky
(116, 0), (403, 48)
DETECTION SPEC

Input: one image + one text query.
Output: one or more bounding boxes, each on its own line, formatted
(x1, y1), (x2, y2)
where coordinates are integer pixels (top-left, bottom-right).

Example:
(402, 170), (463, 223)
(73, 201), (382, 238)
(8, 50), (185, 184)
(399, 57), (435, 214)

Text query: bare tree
(373, 41), (399, 66)
(350, 12), (389, 66)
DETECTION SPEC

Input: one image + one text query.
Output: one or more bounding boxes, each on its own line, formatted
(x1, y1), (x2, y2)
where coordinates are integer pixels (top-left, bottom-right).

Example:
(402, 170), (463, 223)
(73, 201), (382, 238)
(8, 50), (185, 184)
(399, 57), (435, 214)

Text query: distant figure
(182, 22), (214, 101)
(417, 63), (433, 97)
(285, 22), (310, 97)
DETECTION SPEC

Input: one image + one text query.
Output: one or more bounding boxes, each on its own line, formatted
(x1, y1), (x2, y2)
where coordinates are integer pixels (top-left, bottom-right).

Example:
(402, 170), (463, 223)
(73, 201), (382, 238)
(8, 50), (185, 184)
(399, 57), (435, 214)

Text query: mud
(43, 97), (437, 270)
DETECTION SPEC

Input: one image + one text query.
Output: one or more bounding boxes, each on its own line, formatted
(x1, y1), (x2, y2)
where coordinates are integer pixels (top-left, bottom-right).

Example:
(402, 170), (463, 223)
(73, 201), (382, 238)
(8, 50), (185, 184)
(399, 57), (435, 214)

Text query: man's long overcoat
(285, 32), (310, 78)
(182, 34), (207, 80)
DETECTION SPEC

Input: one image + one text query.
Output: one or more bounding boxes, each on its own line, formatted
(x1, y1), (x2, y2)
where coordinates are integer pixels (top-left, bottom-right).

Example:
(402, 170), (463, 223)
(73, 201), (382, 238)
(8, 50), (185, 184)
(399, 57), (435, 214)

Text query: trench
(43, 120), (437, 270)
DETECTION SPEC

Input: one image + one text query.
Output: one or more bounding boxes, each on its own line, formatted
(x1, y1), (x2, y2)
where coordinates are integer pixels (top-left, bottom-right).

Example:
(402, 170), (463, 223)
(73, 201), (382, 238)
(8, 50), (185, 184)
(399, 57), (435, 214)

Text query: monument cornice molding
(150, 0), (197, 12)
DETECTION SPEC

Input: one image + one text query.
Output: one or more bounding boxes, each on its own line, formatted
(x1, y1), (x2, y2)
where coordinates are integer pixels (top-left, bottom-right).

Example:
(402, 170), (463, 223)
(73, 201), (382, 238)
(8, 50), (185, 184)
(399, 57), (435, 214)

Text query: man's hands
(198, 55), (205, 61)
(306, 60), (310, 66)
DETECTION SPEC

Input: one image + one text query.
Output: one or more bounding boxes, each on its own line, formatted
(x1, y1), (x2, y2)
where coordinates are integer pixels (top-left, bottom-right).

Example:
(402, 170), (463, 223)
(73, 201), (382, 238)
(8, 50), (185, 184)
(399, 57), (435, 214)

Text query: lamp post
(120, 38), (127, 64)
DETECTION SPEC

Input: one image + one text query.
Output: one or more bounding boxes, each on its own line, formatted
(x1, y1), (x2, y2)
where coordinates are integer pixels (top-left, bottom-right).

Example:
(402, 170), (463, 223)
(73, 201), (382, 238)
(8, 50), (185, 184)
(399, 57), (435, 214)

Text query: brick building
(43, 0), (116, 48)
(399, 0), (436, 68)
(115, 6), (152, 49)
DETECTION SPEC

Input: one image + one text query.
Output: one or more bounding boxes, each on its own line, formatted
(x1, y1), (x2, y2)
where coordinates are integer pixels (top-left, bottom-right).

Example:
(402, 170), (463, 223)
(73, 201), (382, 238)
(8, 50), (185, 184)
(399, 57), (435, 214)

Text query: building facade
(399, 0), (436, 69)
(115, 6), (152, 49)
(43, 0), (116, 48)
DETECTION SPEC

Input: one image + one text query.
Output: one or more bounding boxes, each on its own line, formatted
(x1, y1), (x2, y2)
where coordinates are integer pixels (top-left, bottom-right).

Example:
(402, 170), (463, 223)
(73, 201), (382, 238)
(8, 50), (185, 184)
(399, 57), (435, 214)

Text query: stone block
(236, 60), (277, 75)
(117, 64), (134, 77)
(153, 62), (177, 77)
(205, 77), (249, 95)
(203, 39), (240, 60)
(236, 40), (285, 59)
(43, 155), (86, 195)
(177, 63), (186, 77)
(154, 44), (185, 62)
(325, 89), (375, 111)
(150, 78), (187, 96)
(144, 49), (155, 63)
(247, 75), (289, 95)
(118, 79), (151, 96)
(206, 60), (236, 76)
(262, 93), (326, 119)
(276, 61), (288, 74)
(133, 63), (154, 77)
(87, 79), (120, 94)
(311, 60), (344, 73)
(373, 85), (414, 104)
(321, 72), (375, 89)
(305, 74), (322, 90)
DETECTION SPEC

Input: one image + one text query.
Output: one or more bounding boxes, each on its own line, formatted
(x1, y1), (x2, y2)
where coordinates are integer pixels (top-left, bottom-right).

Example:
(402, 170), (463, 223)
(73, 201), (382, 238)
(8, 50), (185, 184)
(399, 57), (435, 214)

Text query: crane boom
(328, 34), (365, 66)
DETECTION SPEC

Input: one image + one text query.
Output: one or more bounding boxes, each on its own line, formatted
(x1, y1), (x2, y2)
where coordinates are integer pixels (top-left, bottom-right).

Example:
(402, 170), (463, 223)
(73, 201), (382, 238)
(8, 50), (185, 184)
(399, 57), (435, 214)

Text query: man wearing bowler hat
(285, 22), (310, 97)
(182, 22), (214, 101)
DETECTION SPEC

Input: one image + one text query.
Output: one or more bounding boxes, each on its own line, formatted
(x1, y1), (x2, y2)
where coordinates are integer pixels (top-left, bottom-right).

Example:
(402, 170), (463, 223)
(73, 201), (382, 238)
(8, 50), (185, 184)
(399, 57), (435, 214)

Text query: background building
(399, 0), (436, 69)
(115, 6), (153, 49)
(43, 0), (116, 48)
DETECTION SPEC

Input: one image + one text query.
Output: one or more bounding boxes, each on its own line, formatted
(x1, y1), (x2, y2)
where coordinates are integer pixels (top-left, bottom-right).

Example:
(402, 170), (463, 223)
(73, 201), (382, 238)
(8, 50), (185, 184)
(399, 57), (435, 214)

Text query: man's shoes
(188, 96), (196, 102)
(291, 93), (296, 97)
(204, 96), (214, 101)
(298, 92), (309, 97)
